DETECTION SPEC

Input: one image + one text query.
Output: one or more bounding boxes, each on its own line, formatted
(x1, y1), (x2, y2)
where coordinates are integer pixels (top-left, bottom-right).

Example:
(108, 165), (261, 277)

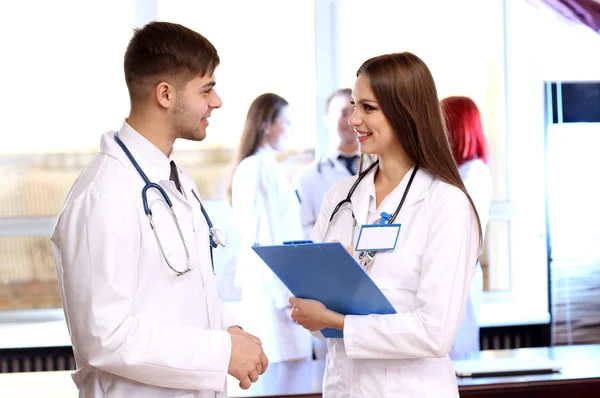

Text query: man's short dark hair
(124, 21), (220, 103)
(325, 88), (352, 113)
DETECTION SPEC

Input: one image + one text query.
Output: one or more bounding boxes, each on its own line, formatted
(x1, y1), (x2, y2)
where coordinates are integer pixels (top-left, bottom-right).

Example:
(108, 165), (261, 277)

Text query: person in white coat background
(441, 96), (493, 358)
(289, 52), (482, 397)
(295, 88), (360, 240)
(294, 88), (359, 361)
(229, 93), (313, 364)
(50, 21), (268, 398)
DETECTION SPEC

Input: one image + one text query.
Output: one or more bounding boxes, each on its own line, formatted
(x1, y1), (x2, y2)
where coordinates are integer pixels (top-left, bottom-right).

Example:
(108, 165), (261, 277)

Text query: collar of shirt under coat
(319, 149), (361, 174)
(108, 120), (178, 184)
(350, 164), (433, 226)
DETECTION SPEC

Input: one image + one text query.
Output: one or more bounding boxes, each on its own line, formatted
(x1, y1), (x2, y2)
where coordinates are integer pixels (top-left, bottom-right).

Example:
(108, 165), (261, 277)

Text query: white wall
(157, 0), (318, 152)
(0, 0), (317, 154)
(481, 0), (600, 327)
(0, 0), (133, 154)
(336, 0), (508, 202)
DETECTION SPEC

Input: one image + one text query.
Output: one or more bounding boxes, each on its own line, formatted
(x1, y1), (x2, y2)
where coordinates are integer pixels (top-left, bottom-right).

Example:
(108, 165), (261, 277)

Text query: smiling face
(170, 73), (222, 141)
(265, 105), (291, 151)
(349, 74), (402, 158)
(325, 93), (355, 148)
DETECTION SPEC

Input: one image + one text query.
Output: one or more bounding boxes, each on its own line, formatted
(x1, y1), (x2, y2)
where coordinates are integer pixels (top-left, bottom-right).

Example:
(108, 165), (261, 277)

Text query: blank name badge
(355, 224), (401, 252)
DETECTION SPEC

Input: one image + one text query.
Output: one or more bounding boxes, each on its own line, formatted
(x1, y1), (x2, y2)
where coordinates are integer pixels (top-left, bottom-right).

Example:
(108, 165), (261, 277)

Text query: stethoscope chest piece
(114, 132), (223, 276)
(210, 227), (226, 248)
(358, 250), (376, 268)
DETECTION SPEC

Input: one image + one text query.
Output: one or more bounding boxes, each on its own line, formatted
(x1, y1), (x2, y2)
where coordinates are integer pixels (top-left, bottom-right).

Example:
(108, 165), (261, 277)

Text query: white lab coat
(295, 152), (360, 239)
(311, 165), (479, 398)
(51, 122), (236, 398)
(450, 159), (492, 357)
(294, 151), (360, 360)
(231, 147), (313, 363)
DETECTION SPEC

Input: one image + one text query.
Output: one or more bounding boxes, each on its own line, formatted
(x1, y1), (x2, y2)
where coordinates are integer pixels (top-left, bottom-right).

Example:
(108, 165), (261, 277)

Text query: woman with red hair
(441, 96), (492, 358)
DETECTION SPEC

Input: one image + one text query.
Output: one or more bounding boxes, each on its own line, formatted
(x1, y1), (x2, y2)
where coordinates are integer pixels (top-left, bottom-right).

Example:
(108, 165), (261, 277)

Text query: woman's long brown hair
(357, 52), (483, 248)
(227, 93), (289, 203)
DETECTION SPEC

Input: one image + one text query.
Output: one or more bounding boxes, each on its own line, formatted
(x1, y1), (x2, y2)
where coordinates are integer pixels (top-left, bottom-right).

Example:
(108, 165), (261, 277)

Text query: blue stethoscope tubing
(114, 132), (223, 276)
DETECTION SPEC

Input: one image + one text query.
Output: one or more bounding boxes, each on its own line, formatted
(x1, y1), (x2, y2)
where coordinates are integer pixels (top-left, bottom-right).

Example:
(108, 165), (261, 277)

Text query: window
(335, 0), (537, 325)
(0, 0), (318, 311)
(484, 0), (600, 327)
(0, 0), (134, 312)
(156, 0), (318, 302)
(157, 0), (317, 153)
(5, 0), (591, 334)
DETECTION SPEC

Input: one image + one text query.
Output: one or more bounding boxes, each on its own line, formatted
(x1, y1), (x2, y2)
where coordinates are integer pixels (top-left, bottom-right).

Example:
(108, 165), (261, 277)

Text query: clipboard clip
(283, 240), (314, 245)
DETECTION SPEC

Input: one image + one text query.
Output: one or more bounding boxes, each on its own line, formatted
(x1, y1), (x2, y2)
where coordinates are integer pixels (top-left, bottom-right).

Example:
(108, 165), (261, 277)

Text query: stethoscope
(114, 132), (225, 276)
(316, 158), (335, 174)
(322, 160), (419, 268)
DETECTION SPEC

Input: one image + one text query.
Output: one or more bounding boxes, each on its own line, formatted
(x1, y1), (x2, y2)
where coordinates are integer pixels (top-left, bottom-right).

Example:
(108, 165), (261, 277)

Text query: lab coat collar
(255, 145), (277, 162)
(326, 148), (361, 159)
(105, 120), (175, 183)
(351, 164), (432, 226)
(320, 149), (361, 174)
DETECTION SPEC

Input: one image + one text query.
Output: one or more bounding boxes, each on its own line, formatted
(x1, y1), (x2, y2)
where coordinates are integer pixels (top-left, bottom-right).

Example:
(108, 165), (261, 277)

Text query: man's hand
(227, 328), (269, 390)
(227, 326), (262, 345)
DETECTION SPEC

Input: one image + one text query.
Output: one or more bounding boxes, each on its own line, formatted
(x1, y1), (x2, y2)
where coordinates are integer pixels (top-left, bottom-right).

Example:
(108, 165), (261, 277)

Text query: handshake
(227, 326), (269, 390)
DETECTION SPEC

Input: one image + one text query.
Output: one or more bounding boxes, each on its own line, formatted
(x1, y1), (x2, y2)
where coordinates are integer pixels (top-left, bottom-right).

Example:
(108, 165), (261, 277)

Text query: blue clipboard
(252, 241), (396, 338)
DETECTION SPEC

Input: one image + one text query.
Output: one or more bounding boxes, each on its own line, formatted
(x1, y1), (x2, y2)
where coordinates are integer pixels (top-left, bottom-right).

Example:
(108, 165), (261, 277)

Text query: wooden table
(456, 344), (600, 397)
(1, 345), (598, 397)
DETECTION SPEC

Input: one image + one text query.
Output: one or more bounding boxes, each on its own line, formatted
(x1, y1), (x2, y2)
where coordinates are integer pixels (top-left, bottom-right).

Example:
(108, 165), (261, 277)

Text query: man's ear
(155, 82), (175, 109)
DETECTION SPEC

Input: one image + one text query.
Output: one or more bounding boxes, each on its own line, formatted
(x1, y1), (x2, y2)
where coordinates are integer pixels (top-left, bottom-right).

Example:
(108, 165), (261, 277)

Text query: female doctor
(442, 96), (493, 358)
(289, 53), (481, 397)
(229, 93), (313, 363)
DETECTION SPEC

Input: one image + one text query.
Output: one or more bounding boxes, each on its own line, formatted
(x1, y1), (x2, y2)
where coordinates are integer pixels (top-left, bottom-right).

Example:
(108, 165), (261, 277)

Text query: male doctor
(51, 21), (267, 397)
(295, 88), (360, 239)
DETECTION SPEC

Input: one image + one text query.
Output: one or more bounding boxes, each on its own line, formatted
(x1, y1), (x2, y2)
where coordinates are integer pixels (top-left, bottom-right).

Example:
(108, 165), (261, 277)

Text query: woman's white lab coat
(231, 147), (313, 363)
(311, 165), (479, 397)
(51, 122), (236, 398)
(450, 158), (492, 357)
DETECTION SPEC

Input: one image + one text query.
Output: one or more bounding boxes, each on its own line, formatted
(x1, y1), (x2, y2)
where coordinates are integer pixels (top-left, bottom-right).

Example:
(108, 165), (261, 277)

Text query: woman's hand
(332, 239), (354, 255)
(288, 297), (345, 332)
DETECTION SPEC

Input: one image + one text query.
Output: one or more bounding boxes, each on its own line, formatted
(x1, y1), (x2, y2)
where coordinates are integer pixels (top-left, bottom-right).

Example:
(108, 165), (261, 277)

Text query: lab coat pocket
(378, 251), (421, 292)
(372, 253), (421, 313)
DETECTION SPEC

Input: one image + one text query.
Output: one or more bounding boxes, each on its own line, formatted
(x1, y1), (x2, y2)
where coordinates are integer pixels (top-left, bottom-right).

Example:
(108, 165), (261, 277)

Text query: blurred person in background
(295, 88), (361, 239)
(229, 93), (313, 363)
(442, 95), (493, 358)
